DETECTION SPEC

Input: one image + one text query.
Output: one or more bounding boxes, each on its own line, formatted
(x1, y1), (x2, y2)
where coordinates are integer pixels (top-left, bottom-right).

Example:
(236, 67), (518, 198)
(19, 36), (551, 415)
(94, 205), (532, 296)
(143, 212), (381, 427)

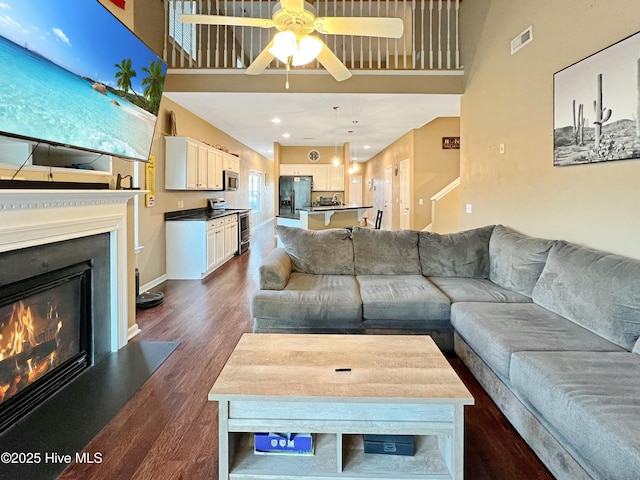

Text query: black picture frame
(553, 30), (640, 166)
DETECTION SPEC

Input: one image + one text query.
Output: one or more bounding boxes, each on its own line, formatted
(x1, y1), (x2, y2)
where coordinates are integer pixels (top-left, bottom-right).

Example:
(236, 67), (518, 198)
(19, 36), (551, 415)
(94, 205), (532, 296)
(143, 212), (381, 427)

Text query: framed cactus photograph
(553, 30), (640, 166)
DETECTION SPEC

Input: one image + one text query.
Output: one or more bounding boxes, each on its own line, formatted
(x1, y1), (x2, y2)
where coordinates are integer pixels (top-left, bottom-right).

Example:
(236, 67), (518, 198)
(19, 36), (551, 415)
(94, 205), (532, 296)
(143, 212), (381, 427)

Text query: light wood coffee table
(209, 333), (474, 480)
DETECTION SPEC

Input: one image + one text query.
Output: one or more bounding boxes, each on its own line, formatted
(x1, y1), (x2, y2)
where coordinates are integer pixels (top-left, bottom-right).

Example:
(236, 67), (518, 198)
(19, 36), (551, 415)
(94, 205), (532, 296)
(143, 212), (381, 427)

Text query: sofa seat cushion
(510, 351), (640, 480)
(428, 277), (532, 304)
(352, 227), (421, 275)
(251, 273), (362, 327)
(357, 275), (450, 321)
(532, 241), (640, 351)
(451, 302), (625, 380)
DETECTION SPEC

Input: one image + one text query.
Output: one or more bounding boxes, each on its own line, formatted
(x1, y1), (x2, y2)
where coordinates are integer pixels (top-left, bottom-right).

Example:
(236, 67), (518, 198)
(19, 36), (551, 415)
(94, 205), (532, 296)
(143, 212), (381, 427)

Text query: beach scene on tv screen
(0, 0), (167, 161)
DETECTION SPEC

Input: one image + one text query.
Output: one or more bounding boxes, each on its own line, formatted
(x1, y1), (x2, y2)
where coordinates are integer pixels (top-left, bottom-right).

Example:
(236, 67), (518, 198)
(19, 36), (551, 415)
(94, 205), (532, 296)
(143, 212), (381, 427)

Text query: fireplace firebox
(0, 233), (111, 433)
(0, 263), (91, 431)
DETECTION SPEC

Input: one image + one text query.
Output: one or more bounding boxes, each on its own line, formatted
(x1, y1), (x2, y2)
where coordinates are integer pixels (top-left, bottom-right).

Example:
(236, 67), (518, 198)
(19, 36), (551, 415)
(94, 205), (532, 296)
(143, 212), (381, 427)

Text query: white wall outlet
(418, 198), (424, 205)
(499, 143), (506, 154)
(178, 200), (184, 208)
(465, 203), (473, 214)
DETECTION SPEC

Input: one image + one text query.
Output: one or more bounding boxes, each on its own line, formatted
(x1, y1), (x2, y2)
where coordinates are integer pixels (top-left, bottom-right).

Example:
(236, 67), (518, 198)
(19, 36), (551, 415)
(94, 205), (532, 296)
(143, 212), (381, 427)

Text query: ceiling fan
(179, 0), (403, 82)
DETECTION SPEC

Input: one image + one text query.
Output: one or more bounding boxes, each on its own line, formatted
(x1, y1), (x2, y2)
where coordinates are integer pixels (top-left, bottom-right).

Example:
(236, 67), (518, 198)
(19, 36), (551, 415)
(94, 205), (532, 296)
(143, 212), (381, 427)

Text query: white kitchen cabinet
(327, 165), (344, 191)
(224, 215), (238, 259)
(165, 136), (224, 191)
(215, 219), (225, 265)
(311, 165), (329, 190)
(279, 164), (344, 191)
(223, 154), (240, 173)
(167, 213), (238, 279)
(207, 149), (224, 190)
(207, 218), (225, 271)
(280, 164), (313, 176)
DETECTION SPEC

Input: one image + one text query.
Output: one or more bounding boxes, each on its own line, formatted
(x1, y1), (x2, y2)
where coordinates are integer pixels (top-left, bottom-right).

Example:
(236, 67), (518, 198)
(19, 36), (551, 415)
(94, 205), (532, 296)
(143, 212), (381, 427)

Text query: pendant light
(332, 106), (340, 167)
(348, 121), (359, 174)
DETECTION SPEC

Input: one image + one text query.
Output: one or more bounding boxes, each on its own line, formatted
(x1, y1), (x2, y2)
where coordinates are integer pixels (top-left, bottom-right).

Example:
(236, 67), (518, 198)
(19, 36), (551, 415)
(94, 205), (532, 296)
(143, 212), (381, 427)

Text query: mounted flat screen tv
(0, 0), (167, 162)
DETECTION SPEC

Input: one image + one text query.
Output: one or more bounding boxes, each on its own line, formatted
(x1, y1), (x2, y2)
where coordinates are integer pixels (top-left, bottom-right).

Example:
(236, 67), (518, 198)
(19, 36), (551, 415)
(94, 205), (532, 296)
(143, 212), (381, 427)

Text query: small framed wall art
(442, 137), (460, 149)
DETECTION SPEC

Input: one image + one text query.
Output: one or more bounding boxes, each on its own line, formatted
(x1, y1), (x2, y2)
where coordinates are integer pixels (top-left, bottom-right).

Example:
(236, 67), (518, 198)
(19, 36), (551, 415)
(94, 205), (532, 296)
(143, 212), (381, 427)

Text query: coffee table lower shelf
(227, 432), (454, 480)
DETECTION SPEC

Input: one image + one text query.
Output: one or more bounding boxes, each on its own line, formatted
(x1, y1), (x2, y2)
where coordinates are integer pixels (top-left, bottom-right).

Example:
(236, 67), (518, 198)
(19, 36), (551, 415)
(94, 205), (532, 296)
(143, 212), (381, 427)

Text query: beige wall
(459, 0), (640, 260)
(413, 117), (461, 229)
(279, 146), (343, 165)
(363, 117), (460, 230)
(136, 96), (275, 286)
(363, 130), (413, 230)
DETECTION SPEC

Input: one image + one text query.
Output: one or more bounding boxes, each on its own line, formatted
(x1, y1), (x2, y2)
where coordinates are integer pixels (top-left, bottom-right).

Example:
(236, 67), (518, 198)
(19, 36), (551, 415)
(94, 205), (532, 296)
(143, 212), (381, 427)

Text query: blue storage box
(254, 432), (314, 455)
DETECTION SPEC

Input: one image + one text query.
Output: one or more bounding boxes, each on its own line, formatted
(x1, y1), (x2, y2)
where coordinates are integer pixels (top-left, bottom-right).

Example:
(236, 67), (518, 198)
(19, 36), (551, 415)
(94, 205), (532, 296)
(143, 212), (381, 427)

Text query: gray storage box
(363, 434), (415, 456)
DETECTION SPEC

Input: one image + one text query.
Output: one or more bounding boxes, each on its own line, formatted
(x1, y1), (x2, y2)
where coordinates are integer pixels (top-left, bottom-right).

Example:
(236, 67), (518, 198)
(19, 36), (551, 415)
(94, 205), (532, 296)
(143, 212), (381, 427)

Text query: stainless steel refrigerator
(279, 175), (312, 218)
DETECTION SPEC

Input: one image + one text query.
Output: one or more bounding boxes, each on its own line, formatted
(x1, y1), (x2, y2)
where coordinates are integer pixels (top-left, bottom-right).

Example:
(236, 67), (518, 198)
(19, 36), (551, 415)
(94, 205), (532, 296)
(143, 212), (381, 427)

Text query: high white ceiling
(163, 91), (461, 162)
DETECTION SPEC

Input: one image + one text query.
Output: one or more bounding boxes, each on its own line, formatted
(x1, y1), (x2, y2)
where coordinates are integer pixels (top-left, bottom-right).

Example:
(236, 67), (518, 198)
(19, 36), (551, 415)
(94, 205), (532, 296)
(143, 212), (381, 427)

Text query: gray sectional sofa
(250, 224), (640, 480)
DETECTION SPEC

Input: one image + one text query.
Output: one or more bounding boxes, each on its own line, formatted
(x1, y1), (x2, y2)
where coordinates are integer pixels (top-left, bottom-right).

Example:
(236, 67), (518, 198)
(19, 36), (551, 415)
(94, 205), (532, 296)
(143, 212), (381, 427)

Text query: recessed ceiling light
(282, 133), (290, 138)
(363, 145), (371, 150)
(272, 118), (281, 124)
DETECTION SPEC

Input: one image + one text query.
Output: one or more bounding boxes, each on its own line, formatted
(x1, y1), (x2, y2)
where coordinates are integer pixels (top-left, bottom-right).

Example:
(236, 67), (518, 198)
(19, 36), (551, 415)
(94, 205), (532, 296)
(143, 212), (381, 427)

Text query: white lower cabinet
(224, 216), (239, 258)
(166, 214), (239, 279)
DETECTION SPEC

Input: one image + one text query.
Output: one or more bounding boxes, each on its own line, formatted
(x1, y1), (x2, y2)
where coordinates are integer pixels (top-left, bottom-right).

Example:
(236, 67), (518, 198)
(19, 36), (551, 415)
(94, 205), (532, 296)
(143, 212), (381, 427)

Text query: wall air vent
(511, 25), (533, 55)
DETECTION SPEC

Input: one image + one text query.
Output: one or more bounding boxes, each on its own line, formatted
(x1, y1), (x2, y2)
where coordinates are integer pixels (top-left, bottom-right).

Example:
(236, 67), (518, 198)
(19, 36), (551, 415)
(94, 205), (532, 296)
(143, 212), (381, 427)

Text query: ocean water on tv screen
(0, 35), (155, 160)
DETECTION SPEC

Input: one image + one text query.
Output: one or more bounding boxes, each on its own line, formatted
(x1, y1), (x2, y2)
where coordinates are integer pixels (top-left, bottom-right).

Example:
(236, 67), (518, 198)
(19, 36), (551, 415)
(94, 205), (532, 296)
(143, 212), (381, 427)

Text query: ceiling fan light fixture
(269, 30), (296, 63)
(292, 35), (322, 66)
(269, 31), (322, 66)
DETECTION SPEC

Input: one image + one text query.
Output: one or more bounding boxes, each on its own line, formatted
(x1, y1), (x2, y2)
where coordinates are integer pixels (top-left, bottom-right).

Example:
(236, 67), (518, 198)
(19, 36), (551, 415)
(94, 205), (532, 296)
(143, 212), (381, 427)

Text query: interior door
(383, 166), (393, 230)
(399, 159), (411, 230)
(349, 175), (362, 205)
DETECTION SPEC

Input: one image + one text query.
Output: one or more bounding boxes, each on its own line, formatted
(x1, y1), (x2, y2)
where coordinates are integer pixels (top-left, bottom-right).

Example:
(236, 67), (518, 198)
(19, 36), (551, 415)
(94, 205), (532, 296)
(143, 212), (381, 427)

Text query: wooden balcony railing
(164, 0), (461, 73)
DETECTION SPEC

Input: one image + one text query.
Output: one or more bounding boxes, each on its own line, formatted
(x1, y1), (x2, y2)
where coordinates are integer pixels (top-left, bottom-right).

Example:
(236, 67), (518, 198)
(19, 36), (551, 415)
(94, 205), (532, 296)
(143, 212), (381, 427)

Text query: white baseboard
(253, 216), (275, 229)
(140, 274), (167, 293)
(128, 323), (141, 340)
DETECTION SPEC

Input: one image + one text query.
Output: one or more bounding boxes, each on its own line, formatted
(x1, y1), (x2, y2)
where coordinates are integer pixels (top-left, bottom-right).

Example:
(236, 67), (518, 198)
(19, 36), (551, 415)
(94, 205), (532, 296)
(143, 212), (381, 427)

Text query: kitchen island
(297, 205), (372, 230)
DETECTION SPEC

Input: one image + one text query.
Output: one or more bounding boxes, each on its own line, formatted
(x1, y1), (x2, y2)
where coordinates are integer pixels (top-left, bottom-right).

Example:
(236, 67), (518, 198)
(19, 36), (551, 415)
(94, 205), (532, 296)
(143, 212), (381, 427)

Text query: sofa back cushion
(275, 225), (354, 275)
(419, 226), (494, 278)
(352, 227), (421, 275)
(489, 225), (554, 296)
(532, 241), (640, 351)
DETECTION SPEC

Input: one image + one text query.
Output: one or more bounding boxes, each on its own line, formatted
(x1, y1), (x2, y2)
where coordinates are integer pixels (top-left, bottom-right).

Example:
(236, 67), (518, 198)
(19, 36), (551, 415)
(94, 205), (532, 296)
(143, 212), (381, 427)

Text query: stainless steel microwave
(223, 170), (239, 191)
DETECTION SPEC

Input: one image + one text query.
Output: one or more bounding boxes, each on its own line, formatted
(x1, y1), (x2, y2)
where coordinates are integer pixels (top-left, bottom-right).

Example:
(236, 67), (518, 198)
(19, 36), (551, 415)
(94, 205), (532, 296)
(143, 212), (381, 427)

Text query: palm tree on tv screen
(141, 60), (165, 113)
(114, 58), (138, 96)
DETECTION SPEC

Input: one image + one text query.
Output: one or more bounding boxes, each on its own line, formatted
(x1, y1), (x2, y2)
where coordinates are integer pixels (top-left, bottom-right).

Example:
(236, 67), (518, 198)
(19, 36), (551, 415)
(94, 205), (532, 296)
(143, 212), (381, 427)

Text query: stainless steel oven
(223, 170), (239, 191)
(237, 210), (250, 254)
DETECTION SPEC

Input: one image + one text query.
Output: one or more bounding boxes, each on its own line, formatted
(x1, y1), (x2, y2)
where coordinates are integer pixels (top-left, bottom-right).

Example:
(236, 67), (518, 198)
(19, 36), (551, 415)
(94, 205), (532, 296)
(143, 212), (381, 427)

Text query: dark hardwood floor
(59, 221), (554, 480)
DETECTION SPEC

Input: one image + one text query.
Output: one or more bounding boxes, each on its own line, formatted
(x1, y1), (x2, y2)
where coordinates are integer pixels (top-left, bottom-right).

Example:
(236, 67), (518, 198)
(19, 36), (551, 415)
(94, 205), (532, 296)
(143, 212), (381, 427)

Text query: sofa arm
(259, 248), (292, 290)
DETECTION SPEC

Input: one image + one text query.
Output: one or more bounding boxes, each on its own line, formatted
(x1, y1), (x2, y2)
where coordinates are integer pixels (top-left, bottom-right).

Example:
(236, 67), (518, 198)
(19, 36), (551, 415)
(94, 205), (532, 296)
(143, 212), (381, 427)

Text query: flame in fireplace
(0, 301), (64, 404)
(6, 302), (38, 357)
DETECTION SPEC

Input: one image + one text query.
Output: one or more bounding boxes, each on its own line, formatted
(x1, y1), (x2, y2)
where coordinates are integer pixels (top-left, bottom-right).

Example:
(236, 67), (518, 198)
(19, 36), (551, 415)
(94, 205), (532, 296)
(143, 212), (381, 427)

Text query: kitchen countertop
(298, 205), (373, 212)
(165, 207), (250, 221)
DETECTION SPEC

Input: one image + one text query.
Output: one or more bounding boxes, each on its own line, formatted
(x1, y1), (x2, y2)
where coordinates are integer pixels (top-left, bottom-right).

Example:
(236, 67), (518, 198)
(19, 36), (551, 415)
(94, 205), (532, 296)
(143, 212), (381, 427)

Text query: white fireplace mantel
(0, 189), (142, 352)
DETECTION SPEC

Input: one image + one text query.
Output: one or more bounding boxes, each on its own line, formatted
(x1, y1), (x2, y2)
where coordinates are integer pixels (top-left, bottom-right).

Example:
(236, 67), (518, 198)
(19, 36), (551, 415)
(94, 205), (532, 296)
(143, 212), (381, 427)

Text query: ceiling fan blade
(246, 41), (275, 75)
(280, 0), (305, 14)
(316, 42), (352, 82)
(315, 17), (404, 38)
(179, 14), (274, 28)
